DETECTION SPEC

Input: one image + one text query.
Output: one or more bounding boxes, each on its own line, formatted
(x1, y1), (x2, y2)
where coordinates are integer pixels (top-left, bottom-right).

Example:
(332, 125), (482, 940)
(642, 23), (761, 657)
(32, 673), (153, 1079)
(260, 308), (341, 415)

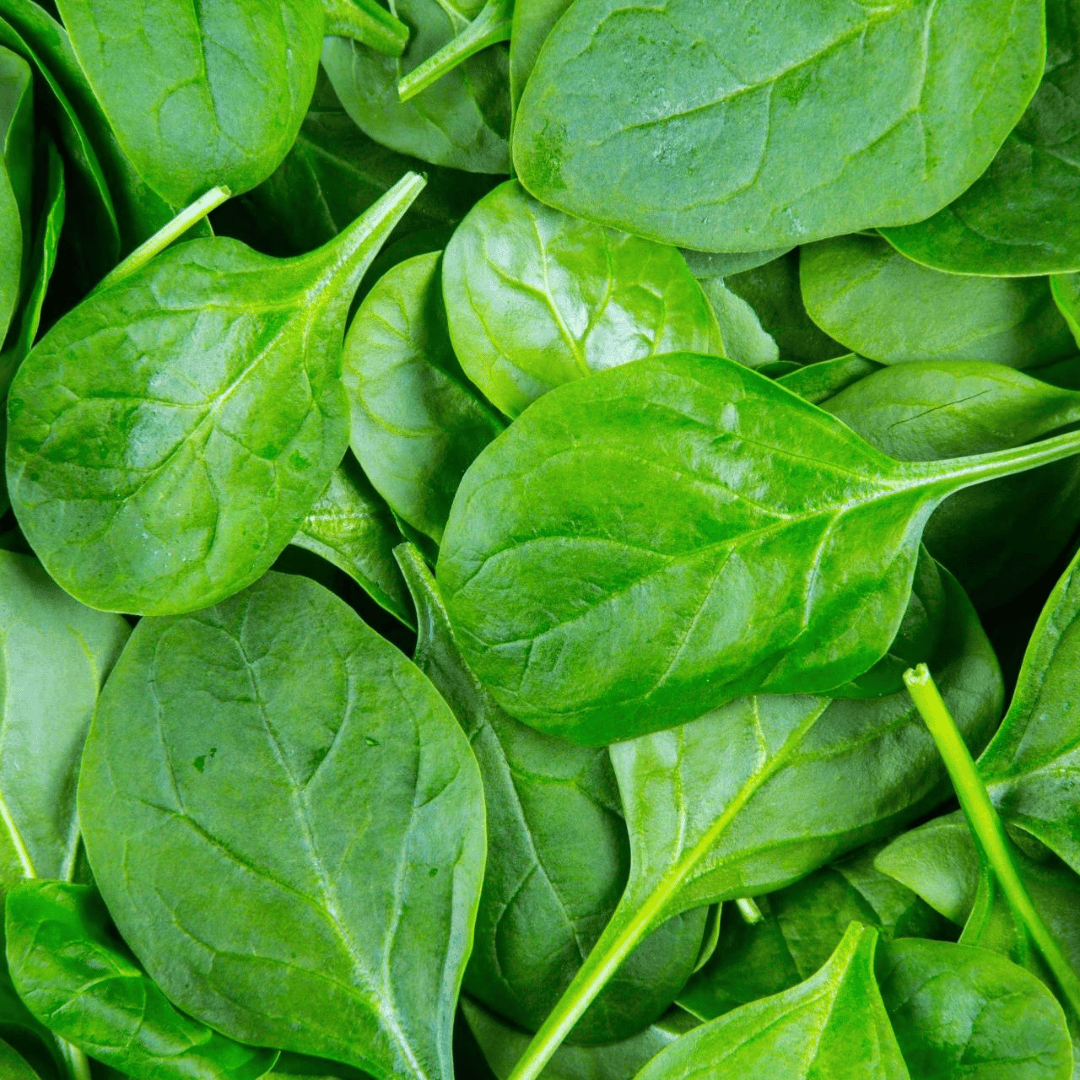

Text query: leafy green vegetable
(774, 354), (880, 405)
(6, 173), (424, 615)
(78, 571), (484, 1080)
(6, 880), (279, 1080)
(694, 278), (779, 371)
(345, 252), (504, 544)
(437, 352), (1078, 742)
(0, 44), (32, 345)
(441, 181), (720, 416)
(0, 1038), (44, 1080)
(801, 234), (1075, 368)
(507, 0), (570, 110)
(881, 0), (1080, 276)
(513, 0), (1045, 250)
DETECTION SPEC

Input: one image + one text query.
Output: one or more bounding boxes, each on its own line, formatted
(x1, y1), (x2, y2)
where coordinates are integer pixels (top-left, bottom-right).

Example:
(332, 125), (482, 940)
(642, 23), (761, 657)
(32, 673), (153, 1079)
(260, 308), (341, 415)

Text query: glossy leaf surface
(78, 572), (485, 1080)
(442, 181), (720, 416)
(345, 252), (504, 544)
(801, 234), (1074, 368)
(0, 44), (31, 344)
(882, 0), (1080, 276)
(438, 352), (1072, 742)
(7, 174), (424, 615)
(774, 354), (880, 405)
(513, 0), (1044, 250)
(6, 880), (278, 1080)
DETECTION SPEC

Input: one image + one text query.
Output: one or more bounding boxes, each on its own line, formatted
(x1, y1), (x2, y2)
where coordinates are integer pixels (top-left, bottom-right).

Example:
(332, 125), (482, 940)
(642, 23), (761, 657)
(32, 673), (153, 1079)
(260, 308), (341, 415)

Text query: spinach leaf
(801, 234), (1075, 368)
(513, 0), (1044, 250)
(500, 560), (1000, 1079)
(77, 571), (485, 1080)
(437, 352), (1074, 742)
(877, 938), (1072, 1080)
(821, 361), (1080, 608)
(507, 0), (570, 110)
(441, 181), (720, 416)
(321, 0), (511, 174)
(681, 248), (794, 280)
(55, 0), (405, 208)
(0, 1038), (44, 1080)
(1051, 271), (1080, 347)
(881, 0), (1080, 277)
(397, 544), (708, 1045)
(0, 45), (32, 346)
(774, 354), (881, 405)
(6, 880), (279, 1080)
(292, 451), (414, 629)
(345, 252), (504, 544)
(636, 925), (908, 1080)
(678, 843), (951, 1023)
(694, 278), (779, 371)
(6, 173), (424, 616)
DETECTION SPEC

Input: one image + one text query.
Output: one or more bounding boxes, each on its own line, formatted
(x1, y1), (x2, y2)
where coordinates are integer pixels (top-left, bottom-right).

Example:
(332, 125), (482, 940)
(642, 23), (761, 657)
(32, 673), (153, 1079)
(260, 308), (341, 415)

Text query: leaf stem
(397, 0), (512, 101)
(736, 896), (764, 924)
(919, 428), (1080, 493)
(321, 0), (410, 57)
(903, 664), (1080, 1020)
(55, 1035), (92, 1080)
(91, 186), (230, 295)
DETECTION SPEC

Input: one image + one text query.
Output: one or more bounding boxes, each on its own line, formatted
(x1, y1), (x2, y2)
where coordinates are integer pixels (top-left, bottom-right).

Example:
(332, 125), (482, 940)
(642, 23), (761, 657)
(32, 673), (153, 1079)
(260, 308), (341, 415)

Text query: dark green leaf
(801, 234), (1075, 368)
(774, 354), (880, 405)
(345, 252), (504, 544)
(441, 181), (720, 416)
(6, 173), (424, 615)
(78, 572), (485, 1080)
(513, 0), (1044, 250)
(0, 1038), (45, 1080)
(507, 0), (570, 110)
(0, 44), (32, 345)
(6, 880), (278, 1080)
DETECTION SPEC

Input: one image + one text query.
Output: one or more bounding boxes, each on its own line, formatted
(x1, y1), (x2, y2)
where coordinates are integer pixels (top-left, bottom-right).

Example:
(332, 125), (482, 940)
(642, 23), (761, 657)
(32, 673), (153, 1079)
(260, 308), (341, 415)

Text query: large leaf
(635, 925), (908, 1080)
(800, 234), (1074, 368)
(0, 44), (31, 345)
(345, 252), (505, 544)
(438, 352), (1077, 742)
(398, 545), (707, 1044)
(6, 880), (279, 1080)
(78, 572), (485, 1080)
(441, 180), (720, 416)
(6, 173), (425, 615)
(512, 0), (1045, 250)
(882, 0), (1080, 276)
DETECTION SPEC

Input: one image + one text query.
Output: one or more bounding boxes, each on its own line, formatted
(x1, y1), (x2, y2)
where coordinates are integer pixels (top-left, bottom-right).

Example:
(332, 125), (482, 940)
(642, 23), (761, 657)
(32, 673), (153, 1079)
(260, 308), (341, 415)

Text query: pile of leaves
(6, 0), (1080, 1077)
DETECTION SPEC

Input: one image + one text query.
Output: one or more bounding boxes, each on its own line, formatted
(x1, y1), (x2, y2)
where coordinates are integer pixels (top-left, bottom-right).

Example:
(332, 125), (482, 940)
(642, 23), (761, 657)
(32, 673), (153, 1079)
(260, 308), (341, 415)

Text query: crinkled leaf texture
(77, 572), (485, 1080)
(513, 0), (1045, 250)
(6, 174), (424, 616)
(5, 880), (278, 1080)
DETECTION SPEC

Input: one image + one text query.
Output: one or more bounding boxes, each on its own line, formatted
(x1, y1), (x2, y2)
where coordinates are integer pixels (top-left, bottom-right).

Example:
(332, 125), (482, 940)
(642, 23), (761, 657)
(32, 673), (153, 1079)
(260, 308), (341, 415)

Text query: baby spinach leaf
(881, 0), (1080, 277)
(694, 278), (779, 371)
(78, 571), (485, 1080)
(437, 352), (1074, 742)
(801, 234), (1075, 368)
(441, 181), (720, 416)
(0, 549), (129, 895)
(6, 172), (425, 616)
(1051, 271), (1080, 347)
(636, 925), (908, 1080)
(5, 880), (279, 1080)
(681, 247), (794, 280)
(0, 45), (32, 346)
(397, 544), (708, 1045)
(508, 0), (570, 110)
(500, 561), (1000, 1079)
(877, 938), (1073, 1080)
(513, 0), (1044, 251)
(822, 361), (1080, 608)
(0, 1038), (44, 1080)
(321, 0), (511, 174)
(774, 354), (881, 405)
(292, 452), (414, 629)
(55, 0), (404, 207)
(345, 252), (505, 544)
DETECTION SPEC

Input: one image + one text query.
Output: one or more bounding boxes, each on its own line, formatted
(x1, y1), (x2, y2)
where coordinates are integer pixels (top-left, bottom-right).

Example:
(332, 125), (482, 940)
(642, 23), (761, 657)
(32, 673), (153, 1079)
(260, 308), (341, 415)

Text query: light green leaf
(0, 44), (32, 345)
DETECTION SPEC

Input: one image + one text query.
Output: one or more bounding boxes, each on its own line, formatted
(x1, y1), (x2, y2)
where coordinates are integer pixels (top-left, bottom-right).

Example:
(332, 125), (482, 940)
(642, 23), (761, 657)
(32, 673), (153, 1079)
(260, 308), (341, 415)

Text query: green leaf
(78, 571), (485, 1080)
(877, 938), (1073, 1080)
(801, 234), (1075, 368)
(437, 351), (1074, 742)
(5, 880), (278, 1080)
(321, 0), (511, 174)
(0, 44), (32, 345)
(508, 0), (570, 111)
(774, 354), (880, 405)
(345, 252), (504, 545)
(6, 172), (425, 616)
(512, 0), (1045, 250)
(441, 180), (720, 416)
(291, 451), (415, 629)
(695, 278), (779, 371)
(881, 0), (1080, 277)
(0, 1038), (46, 1080)
(681, 247), (794, 280)
(397, 544), (708, 1044)
(635, 926), (908, 1080)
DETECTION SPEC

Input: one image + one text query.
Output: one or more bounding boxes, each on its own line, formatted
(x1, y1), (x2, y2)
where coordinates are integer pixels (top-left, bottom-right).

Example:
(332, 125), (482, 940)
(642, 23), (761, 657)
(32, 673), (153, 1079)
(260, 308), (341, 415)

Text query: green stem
(903, 664), (1080, 1020)
(736, 896), (764, 924)
(92, 186), (229, 295)
(322, 0), (410, 57)
(55, 1035), (92, 1080)
(397, 0), (512, 101)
